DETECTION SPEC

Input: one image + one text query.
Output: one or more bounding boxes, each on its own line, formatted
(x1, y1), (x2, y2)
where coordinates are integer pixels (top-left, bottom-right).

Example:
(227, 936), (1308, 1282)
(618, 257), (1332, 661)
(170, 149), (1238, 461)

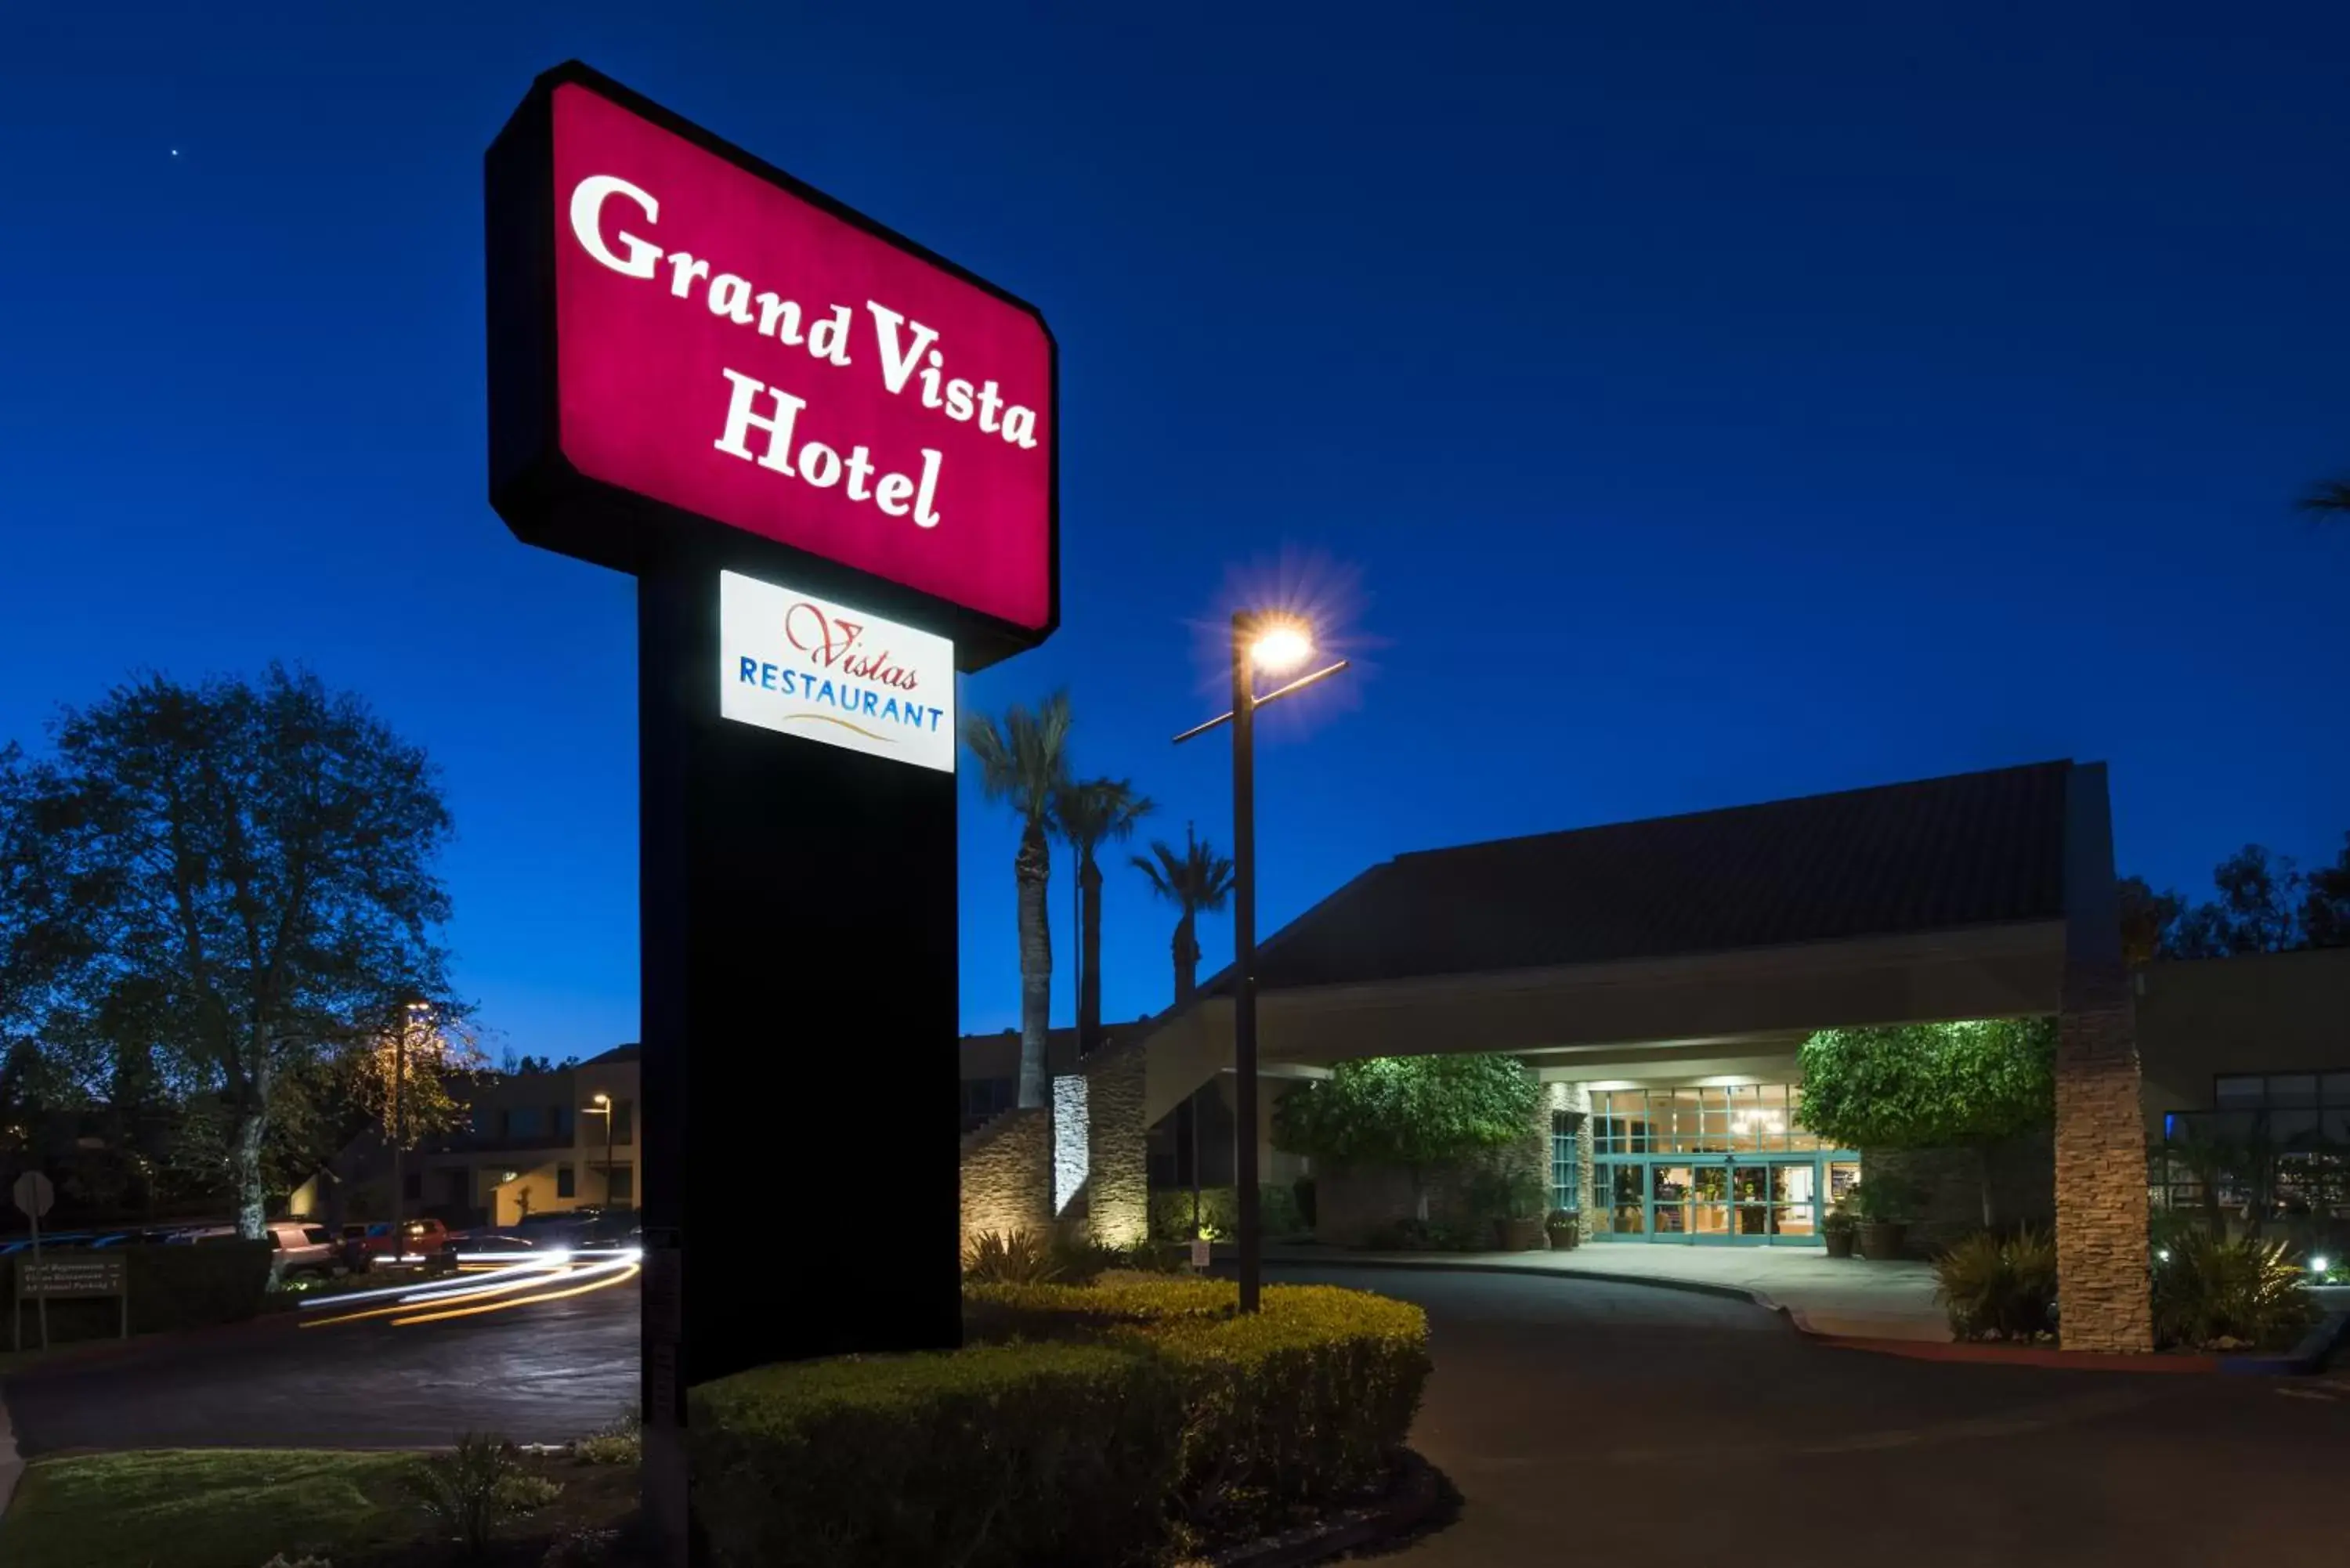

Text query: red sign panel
(488, 64), (1057, 659)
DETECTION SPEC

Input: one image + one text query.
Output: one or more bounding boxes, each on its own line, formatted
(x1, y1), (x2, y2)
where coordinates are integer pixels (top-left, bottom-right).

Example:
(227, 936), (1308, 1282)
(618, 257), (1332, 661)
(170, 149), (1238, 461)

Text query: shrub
(1464, 1166), (1547, 1223)
(1147, 1185), (1305, 1242)
(688, 1342), (1184, 1568)
(572, 1409), (641, 1466)
(1362, 1215), (1482, 1252)
(961, 1229), (1061, 1284)
(1843, 1178), (1924, 1223)
(2152, 1233), (2318, 1351)
(8, 1239), (273, 1346)
(405, 1433), (553, 1557)
(1932, 1228), (2056, 1341)
(964, 1277), (1430, 1537)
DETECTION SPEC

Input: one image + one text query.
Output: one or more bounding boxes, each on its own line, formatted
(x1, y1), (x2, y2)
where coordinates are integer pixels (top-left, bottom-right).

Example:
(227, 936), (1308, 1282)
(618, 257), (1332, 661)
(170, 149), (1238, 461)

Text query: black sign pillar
(636, 540), (963, 1543)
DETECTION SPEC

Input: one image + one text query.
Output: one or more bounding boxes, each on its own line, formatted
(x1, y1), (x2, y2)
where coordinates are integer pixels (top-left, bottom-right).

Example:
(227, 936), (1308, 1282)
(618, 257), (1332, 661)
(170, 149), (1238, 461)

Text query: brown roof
(1226, 760), (2076, 992)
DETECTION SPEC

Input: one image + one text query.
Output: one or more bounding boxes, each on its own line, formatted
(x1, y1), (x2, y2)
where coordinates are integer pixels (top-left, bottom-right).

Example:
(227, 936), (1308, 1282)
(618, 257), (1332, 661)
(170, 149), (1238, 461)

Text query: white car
(264, 1221), (340, 1277)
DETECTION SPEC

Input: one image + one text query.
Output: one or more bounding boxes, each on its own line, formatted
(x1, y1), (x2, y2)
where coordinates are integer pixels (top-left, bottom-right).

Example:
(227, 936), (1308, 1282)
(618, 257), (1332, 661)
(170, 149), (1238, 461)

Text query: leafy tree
(24, 667), (455, 1237)
(1052, 777), (1152, 1057)
(2301, 833), (2350, 949)
(963, 692), (1073, 1108)
(2168, 845), (2305, 957)
(1274, 1053), (1542, 1218)
(1131, 823), (1236, 1007)
(2115, 875), (2184, 967)
(1796, 1018), (2056, 1228)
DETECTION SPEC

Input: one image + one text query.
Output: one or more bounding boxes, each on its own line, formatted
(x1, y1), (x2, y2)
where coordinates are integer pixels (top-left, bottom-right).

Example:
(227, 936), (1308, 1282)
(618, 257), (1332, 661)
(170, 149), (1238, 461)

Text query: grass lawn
(0, 1449), (420, 1568)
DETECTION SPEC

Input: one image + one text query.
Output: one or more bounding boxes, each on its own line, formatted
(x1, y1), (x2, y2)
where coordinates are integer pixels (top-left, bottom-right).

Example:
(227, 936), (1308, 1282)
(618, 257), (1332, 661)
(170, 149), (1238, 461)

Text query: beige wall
(2135, 948), (2350, 1121)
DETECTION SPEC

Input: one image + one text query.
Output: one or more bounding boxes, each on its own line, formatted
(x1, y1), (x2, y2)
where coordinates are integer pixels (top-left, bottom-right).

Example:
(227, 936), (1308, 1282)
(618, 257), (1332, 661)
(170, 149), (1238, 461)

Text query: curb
(1265, 1252), (1776, 1310)
(1183, 1450), (1441, 1568)
(0, 1386), (20, 1521)
(2217, 1310), (2350, 1377)
(1267, 1255), (2348, 1376)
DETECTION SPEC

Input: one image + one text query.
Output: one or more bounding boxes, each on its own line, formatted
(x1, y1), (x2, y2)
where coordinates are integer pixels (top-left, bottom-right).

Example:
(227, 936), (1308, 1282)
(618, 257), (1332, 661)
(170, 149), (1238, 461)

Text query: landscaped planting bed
(688, 1277), (1432, 1568)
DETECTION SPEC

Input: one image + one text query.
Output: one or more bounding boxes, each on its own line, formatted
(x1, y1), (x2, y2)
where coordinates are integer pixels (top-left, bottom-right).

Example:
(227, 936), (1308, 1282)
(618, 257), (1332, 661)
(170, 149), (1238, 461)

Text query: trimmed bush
(1147, 1184), (1304, 1241)
(1932, 1229), (2056, 1341)
(965, 1277), (1430, 1536)
(689, 1342), (1184, 1568)
(7, 1241), (270, 1346)
(2152, 1233), (2318, 1351)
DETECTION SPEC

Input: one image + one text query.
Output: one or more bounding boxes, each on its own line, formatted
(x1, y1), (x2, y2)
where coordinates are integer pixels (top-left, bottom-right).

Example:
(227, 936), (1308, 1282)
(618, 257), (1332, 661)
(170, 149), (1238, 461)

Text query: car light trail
(298, 1248), (642, 1328)
(389, 1259), (641, 1326)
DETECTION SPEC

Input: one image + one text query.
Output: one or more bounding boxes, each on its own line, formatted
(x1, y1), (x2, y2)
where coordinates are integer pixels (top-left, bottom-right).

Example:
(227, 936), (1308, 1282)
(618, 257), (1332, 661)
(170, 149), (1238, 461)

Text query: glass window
(557, 1164), (576, 1199)
(2214, 1075), (2267, 1108)
(1549, 1111), (1580, 1212)
(606, 1165), (634, 1206)
(2269, 1075), (2319, 1107)
(508, 1106), (545, 1139)
(612, 1099), (635, 1143)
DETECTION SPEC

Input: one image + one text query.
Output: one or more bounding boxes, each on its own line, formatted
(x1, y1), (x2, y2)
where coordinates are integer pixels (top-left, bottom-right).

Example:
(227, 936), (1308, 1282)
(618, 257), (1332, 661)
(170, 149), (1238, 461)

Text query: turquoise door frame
(1589, 1151), (1860, 1245)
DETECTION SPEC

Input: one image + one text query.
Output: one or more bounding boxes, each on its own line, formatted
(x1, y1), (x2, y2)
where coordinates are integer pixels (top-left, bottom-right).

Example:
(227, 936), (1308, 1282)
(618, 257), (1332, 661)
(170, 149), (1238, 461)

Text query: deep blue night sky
(4, 4), (2346, 1061)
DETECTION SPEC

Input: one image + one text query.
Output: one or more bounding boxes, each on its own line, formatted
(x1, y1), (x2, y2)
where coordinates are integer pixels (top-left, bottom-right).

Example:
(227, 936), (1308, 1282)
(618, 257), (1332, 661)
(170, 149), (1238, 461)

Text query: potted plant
(1848, 1178), (1920, 1261)
(1545, 1207), (1581, 1251)
(1470, 1167), (1551, 1251)
(1821, 1202), (1857, 1259)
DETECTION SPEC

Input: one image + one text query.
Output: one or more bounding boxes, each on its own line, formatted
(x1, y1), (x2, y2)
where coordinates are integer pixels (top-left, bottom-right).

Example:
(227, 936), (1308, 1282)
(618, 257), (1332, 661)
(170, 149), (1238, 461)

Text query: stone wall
(1313, 1091), (1553, 1247)
(1862, 1129), (2055, 1256)
(959, 1105), (1052, 1251)
(1083, 1040), (1150, 1246)
(2055, 975), (2154, 1351)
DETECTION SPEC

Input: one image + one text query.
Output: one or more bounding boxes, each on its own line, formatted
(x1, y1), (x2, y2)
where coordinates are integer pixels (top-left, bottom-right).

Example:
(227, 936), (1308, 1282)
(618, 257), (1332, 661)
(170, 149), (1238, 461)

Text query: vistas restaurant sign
(718, 571), (954, 773)
(486, 63), (1057, 667)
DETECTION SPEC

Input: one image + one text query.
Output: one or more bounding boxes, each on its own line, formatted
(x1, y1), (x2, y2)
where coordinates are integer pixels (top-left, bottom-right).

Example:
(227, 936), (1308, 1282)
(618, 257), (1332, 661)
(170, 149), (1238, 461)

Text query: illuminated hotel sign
(718, 569), (954, 772)
(488, 64), (1058, 667)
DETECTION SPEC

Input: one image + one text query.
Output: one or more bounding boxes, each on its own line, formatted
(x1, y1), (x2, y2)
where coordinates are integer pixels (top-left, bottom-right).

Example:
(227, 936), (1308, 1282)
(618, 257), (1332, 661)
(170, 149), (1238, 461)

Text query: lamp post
(587, 1092), (616, 1207)
(1175, 611), (1347, 1313)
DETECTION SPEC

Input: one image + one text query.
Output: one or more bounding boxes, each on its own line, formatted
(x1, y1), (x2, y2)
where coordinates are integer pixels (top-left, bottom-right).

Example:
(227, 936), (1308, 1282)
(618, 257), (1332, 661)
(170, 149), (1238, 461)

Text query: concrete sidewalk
(1266, 1241), (1947, 1341)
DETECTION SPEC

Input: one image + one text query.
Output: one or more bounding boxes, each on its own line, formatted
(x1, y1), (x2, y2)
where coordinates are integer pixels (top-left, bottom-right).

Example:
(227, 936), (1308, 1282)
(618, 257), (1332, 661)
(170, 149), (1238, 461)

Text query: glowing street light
(1174, 610), (1350, 1313)
(584, 1091), (619, 1208)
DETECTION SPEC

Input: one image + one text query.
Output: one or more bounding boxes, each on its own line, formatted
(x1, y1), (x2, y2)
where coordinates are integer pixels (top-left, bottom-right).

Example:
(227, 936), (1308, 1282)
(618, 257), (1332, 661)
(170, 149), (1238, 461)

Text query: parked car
(266, 1221), (340, 1277)
(338, 1217), (454, 1271)
(511, 1208), (636, 1248)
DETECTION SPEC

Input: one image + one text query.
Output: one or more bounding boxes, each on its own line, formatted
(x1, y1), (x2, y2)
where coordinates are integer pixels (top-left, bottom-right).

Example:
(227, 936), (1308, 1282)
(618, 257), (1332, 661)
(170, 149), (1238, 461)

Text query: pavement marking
(1604, 1387), (2158, 1465)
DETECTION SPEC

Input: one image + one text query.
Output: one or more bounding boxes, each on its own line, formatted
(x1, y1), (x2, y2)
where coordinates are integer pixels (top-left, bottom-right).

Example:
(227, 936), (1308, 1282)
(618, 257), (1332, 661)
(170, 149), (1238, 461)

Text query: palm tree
(964, 693), (1073, 1108)
(1132, 822), (1238, 1009)
(1054, 778), (1155, 1057)
(2298, 476), (2350, 520)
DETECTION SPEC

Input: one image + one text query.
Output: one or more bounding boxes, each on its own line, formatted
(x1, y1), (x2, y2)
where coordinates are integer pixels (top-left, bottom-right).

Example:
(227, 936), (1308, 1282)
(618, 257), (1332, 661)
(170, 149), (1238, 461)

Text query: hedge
(1147, 1184), (1306, 1241)
(688, 1342), (1183, 1568)
(964, 1278), (1430, 1536)
(687, 1281), (1430, 1565)
(7, 1241), (271, 1346)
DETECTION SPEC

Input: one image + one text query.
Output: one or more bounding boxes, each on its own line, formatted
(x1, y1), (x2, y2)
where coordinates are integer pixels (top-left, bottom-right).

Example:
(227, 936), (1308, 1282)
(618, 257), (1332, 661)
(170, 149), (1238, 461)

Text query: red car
(338, 1217), (454, 1271)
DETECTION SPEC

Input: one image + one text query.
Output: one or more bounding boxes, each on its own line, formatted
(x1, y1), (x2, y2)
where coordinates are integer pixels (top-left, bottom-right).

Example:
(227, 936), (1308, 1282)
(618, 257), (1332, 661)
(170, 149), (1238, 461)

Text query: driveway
(2, 1279), (638, 1454)
(1274, 1264), (2350, 1567)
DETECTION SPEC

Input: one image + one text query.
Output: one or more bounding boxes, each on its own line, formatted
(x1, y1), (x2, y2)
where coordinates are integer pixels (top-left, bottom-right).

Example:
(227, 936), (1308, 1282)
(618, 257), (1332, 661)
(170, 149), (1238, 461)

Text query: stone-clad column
(2055, 761), (2153, 1353)
(2055, 970), (2153, 1351)
(1548, 1082), (1595, 1222)
(1083, 1041), (1150, 1247)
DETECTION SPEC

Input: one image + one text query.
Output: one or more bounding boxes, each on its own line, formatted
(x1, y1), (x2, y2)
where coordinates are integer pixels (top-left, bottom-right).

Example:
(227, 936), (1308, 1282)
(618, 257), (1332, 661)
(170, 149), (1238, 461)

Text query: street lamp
(585, 1092), (616, 1208)
(1174, 610), (1349, 1312)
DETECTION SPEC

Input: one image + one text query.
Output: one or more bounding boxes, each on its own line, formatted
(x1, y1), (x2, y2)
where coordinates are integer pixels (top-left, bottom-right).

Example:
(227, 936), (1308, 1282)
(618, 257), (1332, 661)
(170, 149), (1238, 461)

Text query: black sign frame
(483, 59), (1061, 672)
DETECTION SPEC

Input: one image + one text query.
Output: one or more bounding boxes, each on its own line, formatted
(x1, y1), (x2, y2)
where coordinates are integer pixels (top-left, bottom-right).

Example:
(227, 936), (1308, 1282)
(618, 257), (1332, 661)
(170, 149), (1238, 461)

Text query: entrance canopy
(1145, 759), (2110, 1123)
